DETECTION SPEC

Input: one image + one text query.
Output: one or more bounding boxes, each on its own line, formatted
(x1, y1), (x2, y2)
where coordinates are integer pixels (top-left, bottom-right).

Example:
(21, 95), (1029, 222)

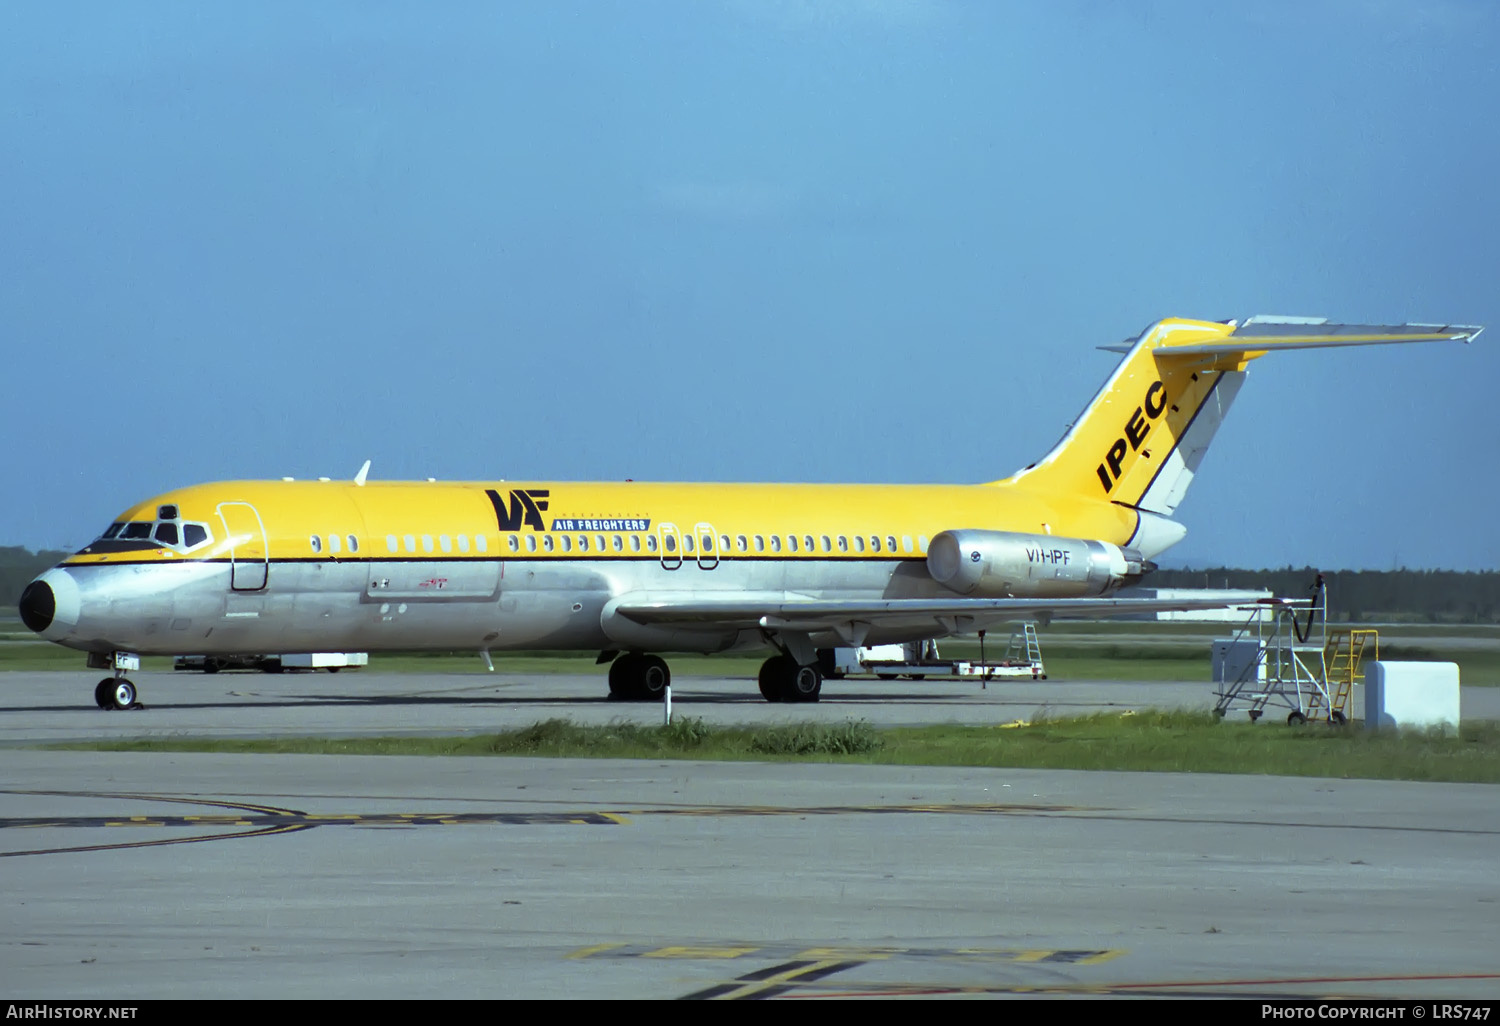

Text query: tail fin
(1003, 316), (1482, 517)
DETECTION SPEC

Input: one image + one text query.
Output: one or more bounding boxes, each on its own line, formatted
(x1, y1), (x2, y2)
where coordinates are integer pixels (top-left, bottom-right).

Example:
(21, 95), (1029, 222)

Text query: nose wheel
(93, 677), (140, 711)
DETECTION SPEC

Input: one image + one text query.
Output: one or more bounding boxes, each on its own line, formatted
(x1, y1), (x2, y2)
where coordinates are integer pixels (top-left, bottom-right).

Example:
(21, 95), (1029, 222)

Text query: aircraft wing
(609, 593), (1300, 639)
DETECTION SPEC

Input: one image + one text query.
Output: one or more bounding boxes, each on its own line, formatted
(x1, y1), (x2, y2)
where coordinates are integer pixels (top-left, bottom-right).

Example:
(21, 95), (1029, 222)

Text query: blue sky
(2, 1), (1496, 570)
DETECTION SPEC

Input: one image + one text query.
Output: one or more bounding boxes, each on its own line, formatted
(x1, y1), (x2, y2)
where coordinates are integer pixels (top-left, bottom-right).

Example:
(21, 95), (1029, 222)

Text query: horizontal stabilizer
(1154, 318), (1482, 357)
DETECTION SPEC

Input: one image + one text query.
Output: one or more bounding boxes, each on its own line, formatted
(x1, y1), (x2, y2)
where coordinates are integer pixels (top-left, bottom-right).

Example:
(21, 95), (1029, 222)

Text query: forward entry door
(217, 502), (269, 591)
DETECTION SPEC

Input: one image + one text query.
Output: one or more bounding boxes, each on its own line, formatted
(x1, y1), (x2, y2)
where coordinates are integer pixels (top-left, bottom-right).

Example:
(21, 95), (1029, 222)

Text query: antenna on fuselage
(354, 460), (371, 487)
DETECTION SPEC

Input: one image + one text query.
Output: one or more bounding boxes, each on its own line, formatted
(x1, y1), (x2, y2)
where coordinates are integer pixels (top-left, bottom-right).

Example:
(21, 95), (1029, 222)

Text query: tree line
(2, 546), (1496, 623)
(1150, 567), (1500, 624)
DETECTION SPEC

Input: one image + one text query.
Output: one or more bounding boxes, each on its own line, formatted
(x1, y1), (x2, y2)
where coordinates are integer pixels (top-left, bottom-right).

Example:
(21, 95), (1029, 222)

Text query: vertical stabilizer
(1002, 316), (1480, 517)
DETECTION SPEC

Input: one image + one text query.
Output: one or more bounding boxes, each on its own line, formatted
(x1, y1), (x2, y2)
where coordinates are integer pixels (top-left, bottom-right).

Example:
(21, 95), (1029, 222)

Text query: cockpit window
(157, 504), (179, 520)
(78, 516), (213, 556)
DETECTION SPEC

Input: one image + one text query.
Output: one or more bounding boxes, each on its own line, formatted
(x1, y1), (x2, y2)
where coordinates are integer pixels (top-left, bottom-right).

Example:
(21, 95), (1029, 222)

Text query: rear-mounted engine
(926, 529), (1151, 598)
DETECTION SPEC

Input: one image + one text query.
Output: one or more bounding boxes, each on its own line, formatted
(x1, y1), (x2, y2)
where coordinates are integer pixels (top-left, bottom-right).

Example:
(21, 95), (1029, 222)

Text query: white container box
(1364, 661), (1460, 732)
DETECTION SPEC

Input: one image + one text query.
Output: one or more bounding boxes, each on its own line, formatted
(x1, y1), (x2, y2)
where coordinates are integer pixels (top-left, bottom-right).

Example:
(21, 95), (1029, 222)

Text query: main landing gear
(757, 654), (822, 703)
(608, 653), (671, 701)
(604, 652), (823, 703)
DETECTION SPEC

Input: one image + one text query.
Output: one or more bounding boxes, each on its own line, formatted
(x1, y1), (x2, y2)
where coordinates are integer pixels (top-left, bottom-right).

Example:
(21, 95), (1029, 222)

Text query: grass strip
(49, 711), (1500, 784)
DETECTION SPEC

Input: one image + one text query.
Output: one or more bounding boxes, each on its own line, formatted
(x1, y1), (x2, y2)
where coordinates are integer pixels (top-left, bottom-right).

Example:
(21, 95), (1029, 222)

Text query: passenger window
(506, 536), (518, 552)
(526, 535), (537, 552)
(886, 536), (897, 552)
(612, 535), (623, 552)
(422, 535), (434, 553)
(853, 536), (864, 552)
(459, 535), (471, 553)
(404, 535), (416, 553)
(183, 523), (208, 548)
(868, 536), (879, 552)
(647, 536), (658, 552)
(770, 536), (781, 552)
(804, 535), (815, 552)
(155, 522), (180, 545)
(577, 536), (589, 552)
(560, 535), (572, 552)
(628, 535), (639, 552)
(387, 535), (397, 553)
(330, 534), (341, 553)
(702, 534), (713, 552)
(737, 535), (747, 552)
(684, 535), (695, 553)
(543, 536), (555, 552)
(597, 534), (606, 551)
(754, 535), (764, 552)
(475, 534), (487, 553)
(918, 535), (929, 552)
(665, 536), (676, 553)
(310, 534), (322, 553)
(787, 536), (798, 552)
(440, 535), (452, 553)
(902, 535), (913, 553)
(348, 535), (358, 553)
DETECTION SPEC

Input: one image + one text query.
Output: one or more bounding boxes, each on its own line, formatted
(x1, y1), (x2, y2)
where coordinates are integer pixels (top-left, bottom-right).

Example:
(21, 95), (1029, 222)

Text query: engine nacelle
(926, 529), (1150, 598)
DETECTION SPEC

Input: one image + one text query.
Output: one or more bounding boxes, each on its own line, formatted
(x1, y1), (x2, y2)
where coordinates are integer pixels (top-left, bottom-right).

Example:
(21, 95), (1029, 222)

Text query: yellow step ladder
(1306, 629), (1378, 722)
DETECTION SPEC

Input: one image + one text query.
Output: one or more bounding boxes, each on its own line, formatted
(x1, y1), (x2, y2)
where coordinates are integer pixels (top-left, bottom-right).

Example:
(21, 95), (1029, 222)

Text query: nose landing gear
(88, 652), (143, 710)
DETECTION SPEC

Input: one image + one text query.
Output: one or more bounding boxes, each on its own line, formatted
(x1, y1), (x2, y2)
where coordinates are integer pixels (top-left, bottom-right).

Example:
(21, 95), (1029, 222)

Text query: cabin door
(217, 502), (270, 591)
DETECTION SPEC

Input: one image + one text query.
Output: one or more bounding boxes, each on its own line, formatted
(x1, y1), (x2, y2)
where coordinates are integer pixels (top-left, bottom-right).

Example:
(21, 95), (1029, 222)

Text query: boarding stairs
(1212, 576), (1375, 725)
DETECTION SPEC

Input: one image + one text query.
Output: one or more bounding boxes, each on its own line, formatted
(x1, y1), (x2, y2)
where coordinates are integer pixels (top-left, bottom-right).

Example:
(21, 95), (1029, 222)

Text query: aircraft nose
(18, 569), (81, 639)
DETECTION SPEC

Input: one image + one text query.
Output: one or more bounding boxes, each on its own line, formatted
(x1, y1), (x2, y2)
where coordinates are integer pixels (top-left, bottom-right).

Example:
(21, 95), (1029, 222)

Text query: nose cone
(19, 580), (54, 632)
(18, 569), (81, 640)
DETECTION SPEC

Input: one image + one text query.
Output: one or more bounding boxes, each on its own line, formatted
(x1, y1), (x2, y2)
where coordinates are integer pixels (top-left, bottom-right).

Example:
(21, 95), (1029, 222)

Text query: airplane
(18, 315), (1482, 710)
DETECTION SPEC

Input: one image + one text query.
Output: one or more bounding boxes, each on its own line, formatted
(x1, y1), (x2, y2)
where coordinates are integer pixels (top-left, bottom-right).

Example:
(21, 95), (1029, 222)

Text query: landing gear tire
(758, 655), (821, 703)
(786, 663), (822, 703)
(608, 654), (639, 699)
(758, 656), (789, 703)
(638, 655), (669, 700)
(608, 654), (670, 701)
(96, 678), (137, 711)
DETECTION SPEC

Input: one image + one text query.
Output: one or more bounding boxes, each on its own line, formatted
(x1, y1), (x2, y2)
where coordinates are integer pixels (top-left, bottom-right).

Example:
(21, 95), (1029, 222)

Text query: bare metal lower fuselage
(35, 555), (951, 659)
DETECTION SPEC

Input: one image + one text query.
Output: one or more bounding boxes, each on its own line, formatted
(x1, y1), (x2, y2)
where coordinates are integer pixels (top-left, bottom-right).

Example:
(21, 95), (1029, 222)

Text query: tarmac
(2, 668), (1497, 1000)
